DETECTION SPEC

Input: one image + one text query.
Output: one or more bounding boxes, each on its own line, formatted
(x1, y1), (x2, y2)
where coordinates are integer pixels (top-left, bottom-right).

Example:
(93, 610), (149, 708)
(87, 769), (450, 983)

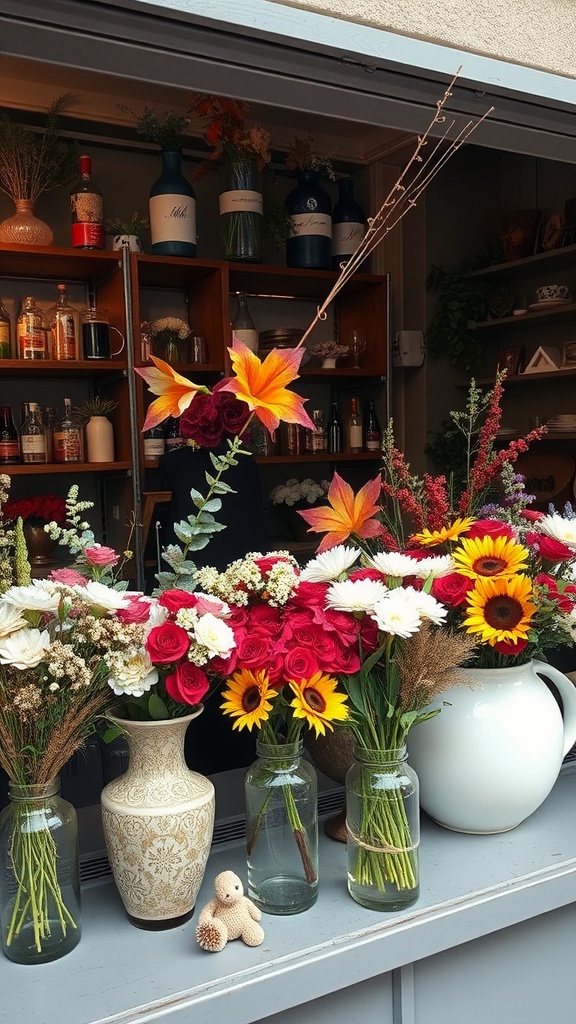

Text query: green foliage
(426, 263), (490, 373)
(425, 415), (478, 500)
(118, 104), (189, 151)
(105, 211), (149, 236)
(0, 94), (79, 202)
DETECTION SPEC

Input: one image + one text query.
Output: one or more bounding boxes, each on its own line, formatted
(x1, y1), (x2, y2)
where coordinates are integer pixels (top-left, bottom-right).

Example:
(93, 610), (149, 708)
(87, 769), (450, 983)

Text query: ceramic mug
(536, 284), (570, 301)
(82, 308), (125, 360)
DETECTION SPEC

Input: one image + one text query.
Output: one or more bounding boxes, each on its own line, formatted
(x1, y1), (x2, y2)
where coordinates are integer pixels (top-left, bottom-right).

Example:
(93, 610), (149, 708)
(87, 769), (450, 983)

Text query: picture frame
(499, 345), (525, 376)
(562, 341), (576, 367)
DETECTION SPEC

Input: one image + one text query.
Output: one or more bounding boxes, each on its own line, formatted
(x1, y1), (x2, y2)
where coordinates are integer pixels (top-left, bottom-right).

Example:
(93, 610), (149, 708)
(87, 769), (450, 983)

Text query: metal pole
(121, 242), (144, 591)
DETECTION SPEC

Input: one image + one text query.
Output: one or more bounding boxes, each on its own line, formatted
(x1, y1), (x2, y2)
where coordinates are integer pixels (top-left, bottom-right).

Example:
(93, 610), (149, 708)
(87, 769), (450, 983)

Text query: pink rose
(165, 662), (209, 706)
(49, 568), (88, 586)
(117, 598), (152, 624)
(282, 646), (319, 682)
(194, 594), (228, 617)
(159, 589), (199, 614)
(84, 545), (119, 567)
(146, 622), (190, 664)
(467, 519), (515, 541)
(432, 572), (473, 607)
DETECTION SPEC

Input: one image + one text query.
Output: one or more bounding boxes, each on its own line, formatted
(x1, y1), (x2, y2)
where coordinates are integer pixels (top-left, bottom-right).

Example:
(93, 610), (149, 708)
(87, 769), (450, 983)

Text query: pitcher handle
(110, 326), (125, 357)
(533, 659), (576, 756)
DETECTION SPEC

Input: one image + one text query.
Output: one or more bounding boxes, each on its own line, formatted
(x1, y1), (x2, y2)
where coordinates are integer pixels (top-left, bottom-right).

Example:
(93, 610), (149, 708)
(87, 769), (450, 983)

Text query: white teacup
(536, 284), (570, 301)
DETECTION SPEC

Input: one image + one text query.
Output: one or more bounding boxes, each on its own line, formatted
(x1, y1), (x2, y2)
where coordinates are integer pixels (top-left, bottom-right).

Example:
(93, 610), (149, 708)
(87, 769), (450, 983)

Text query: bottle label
(52, 315), (77, 360)
(349, 424), (363, 451)
(219, 190), (263, 215)
(149, 195), (197, 245)
(21, 435), (46, 455)
(311, 430), (328, 453)
(0, 322), (9, 357)
(365, 435), (381, 451)
(332, 222), (365, 255)
(71, 223), (105, 248)
(18, 327), (48, 359)
(144, 439), (165, 458)
(53, 430), (81, 462)
(290, 213), (332, 238)
(0, 441), (19, 459)
(165, 438), (186, 452)
(232, 328), (258, 353)
(71, 191), (103, 223)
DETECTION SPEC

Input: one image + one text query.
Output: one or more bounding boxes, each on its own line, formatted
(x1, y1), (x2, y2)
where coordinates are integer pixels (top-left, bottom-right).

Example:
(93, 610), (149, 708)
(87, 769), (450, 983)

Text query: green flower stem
(6, 803), (77, 953)
(349, 770), (417, 894)
(221, 211), (261, 260)
(282, 783), (317, 883)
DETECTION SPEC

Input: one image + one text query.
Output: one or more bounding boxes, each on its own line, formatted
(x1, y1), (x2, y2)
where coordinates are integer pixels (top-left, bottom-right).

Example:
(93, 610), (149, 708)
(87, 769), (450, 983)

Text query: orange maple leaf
(299, 472), (383, 553)
(219, 338), (314, 435)
(136, 357), (209, 431)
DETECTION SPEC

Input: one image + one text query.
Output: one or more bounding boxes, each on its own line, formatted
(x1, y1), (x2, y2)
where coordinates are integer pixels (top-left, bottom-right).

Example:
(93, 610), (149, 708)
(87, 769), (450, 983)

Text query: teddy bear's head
(213, 870), (244, 905)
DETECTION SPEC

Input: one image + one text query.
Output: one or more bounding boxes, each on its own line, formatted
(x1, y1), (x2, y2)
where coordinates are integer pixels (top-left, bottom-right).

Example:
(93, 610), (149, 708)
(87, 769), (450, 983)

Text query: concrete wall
(268, 0), (576, 79)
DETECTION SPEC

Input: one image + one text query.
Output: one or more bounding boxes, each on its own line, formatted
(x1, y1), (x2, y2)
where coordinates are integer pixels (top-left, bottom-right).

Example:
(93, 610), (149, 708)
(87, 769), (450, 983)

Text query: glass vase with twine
(218, 159), (263, 262)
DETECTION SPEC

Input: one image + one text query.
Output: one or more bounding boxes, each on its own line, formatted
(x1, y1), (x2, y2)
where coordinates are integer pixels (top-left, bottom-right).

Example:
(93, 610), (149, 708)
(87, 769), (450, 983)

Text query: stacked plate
(258, 328), (309, 364)
(546, 414), (576, 432)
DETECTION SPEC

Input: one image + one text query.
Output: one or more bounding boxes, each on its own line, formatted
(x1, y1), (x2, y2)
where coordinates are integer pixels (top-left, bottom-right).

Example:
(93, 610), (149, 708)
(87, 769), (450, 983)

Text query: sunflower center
(241, 686), (262, 713)
(303, 687), (327, 713)
(472, 555), (508, 576)
(484, 595), (524, 629)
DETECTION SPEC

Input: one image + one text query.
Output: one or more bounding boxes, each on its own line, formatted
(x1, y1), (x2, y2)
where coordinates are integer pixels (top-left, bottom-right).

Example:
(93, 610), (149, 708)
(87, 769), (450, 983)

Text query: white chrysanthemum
(534, 514), (576, 549)
(369, 552), (427, 579)
(301, 545), (361, 582)
(412, 554), (455, 579)
(402, 585), (448, 625)
(3, 582), (61, 612)
(74, 581), (130, 611)
(326, 578), (388, 613)
(0, 628), (51, 669)
(0, 603), (27, 638)
(108, 650), (158, 697)
(193, 614), (236, 658)
(370, 590), (422, 638)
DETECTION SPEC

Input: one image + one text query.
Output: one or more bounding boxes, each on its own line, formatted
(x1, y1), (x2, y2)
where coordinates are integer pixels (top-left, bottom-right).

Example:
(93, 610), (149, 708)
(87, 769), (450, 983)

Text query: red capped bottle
(70, 155), (105, 250)
(0, 406), (19, 464)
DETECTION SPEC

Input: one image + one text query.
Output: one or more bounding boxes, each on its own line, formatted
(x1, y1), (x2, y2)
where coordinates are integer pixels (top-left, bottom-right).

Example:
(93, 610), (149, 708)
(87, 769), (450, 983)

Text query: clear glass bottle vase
(245, 740), (318, 915)
(0, 778), (82, 964)
(345, 745), (420, 912)
(218, 160), (263, 262)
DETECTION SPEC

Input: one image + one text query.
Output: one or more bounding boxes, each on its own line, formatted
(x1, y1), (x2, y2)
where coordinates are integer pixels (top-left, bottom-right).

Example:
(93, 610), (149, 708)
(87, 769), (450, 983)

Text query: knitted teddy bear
(195, 871), (265, 952)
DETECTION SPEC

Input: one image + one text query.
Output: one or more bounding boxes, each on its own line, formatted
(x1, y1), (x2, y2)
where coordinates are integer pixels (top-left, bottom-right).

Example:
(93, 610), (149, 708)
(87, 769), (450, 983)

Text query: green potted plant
(426, 262), (490, 373)
(0, 94), (79, 246)
(105, 211), (149, 252)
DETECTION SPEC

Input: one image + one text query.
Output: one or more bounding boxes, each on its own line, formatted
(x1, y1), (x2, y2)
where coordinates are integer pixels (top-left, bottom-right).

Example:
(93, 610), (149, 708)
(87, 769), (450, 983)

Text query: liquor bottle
(70, 154), (105, 250)
(231, 293), (258, 353)
(164, 416), (186, 453)
(17, 296), (49, 360)
(53, 399), (82, 464)
(149, 150), (197, 257)
(328, 401), (343, 454)
(309, 409), (327, 454)
(0, 298), (11, 359)
(348, 397), (363, 453)
(143, 424), (165, 459)
(331, 177), (366, 270)
(47, 284), (79, 361)
(285, 171), (332, 270)
(0, 406), (19, 464)
(20, 403), (47, 464)
(365, 400), (382, 453)
(44, 406), (58, 463)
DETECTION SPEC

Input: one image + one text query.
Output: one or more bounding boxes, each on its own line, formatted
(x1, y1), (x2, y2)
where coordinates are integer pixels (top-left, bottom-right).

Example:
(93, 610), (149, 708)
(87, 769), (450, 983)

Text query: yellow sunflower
(288, 671), (349, 737)
(411, 517), (474, 547)
(463, 575), (537, 646)
(220, 669), (278, 731)
(452, 533), (529, 580)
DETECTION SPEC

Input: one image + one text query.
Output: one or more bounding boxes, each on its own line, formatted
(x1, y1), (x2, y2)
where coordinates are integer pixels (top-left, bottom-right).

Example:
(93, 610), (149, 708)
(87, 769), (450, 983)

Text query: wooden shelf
(477, 303), (576, 331)
(458, 367), (576, 387)
(0, 359), (126, 377)
(254, 452), (381, 464)
(0, 243), (122, 281)
(4, 461), (132, 475)
(469, 242), (576, 281)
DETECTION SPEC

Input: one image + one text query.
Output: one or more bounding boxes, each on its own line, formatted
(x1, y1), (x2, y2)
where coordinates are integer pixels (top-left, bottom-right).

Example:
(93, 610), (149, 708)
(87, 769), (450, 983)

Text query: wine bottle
(348, 397), (363, 453)
(44, 406), (58, 463)
(328, 401), (343, 454)
(47, 284), (79, 361)
(365, 400), (382, 452)
(165, 416), (186, 453)
(0, 298), (11, 359)
(53, 399), (82, 464)
(309, 409), (327, 454)
(0, 406), (19, 464)
(143, 424), (166, 459)
(149, 150), (197, 258)
(70, 155), (105, 250)
(20, 403), (47, 465)
(332, 177), (366, 270)
(231, 292), (258, 353)
(17, 296), (49, 360)
(286, 170), (332, 270)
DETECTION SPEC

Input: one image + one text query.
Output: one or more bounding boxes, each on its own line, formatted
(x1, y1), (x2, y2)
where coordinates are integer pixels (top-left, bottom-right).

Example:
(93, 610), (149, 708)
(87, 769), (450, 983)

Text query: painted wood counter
(3, 765), (576, 1024)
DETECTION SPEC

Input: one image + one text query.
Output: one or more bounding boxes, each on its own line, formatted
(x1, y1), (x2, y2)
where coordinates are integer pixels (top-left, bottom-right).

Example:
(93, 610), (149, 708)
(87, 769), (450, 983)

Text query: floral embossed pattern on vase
(101, 710), (215, 928)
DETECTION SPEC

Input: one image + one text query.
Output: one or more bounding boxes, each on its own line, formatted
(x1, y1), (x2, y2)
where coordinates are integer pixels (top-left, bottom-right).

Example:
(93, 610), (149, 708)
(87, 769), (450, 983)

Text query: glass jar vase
(346, 746), (419, 912)
(218, 160), (263, 262)
(245, 740), (318, 915)
(0, 778), (81, 963)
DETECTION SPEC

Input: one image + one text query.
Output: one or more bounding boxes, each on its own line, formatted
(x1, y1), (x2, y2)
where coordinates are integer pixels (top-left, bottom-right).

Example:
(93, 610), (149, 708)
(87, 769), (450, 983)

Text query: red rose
(282, 647), (319, 682)
(248, 605), (282, 629)
(165, 662), (209, 706)
(520, 509), (546, 522)
(360, 616), (379, 652)
(291, 620), (325, 649)
(146, 622), (190, 664)
(323, 609), (361, 645)
(180, 393), (223, 447)
(349, 568), (383, 582)
(291, 582), (329, 607)
(493, 638), (528, 656)
(432, 572), (473, 607)
(214, 385), (250, 435)
(529, 534), (575, 563)
(254, 555), (293, 575)
(468, 519), (515, 541)
(326, 643), (361, 674)
(235, 631), (275, 668)
(159, 589), (199, 614)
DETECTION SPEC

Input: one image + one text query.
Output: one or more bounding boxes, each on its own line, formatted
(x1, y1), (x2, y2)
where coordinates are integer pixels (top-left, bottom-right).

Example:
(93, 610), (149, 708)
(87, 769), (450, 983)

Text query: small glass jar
(346, 745), (419, 912)
(0, 778), (81, 963)
(245, 740), (318, 915)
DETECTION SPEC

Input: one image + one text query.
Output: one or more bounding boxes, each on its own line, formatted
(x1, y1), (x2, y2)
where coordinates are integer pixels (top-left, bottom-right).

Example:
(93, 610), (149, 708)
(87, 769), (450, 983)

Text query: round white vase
(407, 660), (576, 834)
(86, 415), (114, 462)
(101, 710), (215, 928)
